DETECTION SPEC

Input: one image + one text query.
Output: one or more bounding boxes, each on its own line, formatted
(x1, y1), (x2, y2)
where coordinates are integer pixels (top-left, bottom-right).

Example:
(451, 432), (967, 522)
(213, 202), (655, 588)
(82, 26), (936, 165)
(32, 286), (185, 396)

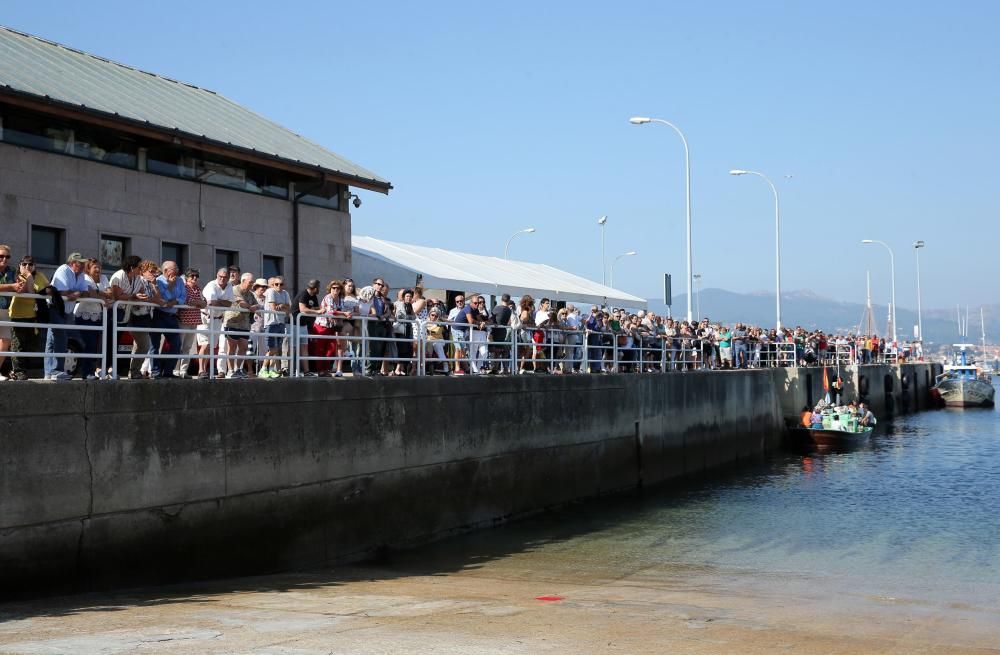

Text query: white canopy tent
(352, 236), (647, 309)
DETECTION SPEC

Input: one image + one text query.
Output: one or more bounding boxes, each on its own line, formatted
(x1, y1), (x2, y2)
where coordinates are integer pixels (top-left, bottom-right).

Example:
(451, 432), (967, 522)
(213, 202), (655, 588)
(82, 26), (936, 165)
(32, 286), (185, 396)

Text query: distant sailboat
(856, 270), (875, 336)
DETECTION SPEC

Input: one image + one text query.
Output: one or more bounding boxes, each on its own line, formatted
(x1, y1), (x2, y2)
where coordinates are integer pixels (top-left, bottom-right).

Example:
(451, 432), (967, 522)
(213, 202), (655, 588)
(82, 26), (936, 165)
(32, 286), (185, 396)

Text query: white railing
(830, 343), (854, 365)
(110, 300), (290, 379)
(1, 290), (909, 379)
(0, 291), (107, 377)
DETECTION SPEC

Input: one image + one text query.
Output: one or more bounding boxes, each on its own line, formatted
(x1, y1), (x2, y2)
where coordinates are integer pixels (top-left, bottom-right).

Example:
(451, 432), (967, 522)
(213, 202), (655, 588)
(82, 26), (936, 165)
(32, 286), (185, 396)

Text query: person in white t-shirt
(261, 276), (291, 378)
(73, 258), (111, 379)
(534, 298), (552, 328)
(198, 268), (234, 378)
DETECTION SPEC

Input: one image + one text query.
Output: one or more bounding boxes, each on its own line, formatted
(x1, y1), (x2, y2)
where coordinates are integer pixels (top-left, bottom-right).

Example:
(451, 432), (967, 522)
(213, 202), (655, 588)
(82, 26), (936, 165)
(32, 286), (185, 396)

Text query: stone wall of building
(0, 142), (351, 290)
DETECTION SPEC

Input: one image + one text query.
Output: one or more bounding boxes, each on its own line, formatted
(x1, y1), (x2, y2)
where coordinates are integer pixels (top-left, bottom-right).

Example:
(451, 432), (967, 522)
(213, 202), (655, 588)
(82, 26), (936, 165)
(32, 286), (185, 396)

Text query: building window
(162, 242), (188, 272)
(147, 144), (289, 199)
(262, 255), (283, 280)
(99, 235), (129, 270)
(30, 225), (64, 266)
(215, 249), (239, 272)
(298, 180), (341, 210)
(1, 105), (137, 169)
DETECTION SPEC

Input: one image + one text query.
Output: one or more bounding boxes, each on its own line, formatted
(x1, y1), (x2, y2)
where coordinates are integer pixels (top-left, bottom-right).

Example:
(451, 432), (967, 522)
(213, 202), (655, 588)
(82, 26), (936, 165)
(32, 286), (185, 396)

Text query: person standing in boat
(831, 375), (844, 404)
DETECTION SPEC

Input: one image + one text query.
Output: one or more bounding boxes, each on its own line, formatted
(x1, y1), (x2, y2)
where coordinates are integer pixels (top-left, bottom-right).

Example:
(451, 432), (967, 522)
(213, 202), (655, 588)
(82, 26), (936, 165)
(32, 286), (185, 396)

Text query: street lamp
(914, 240), (925, 343)
(504, 228), (536, 260)
(861, 239), (897, 344)
(693, 273), (702, 321)
(598, 215), (608, 285)
(730, 169), (782, 331)
(629, 116), (693, 323)
(610, 251), (637, 288)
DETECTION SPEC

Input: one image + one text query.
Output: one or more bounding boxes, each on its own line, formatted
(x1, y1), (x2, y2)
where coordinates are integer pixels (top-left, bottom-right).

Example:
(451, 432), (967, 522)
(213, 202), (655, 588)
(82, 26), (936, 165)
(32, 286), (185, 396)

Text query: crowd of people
(0, 245), (915, 381)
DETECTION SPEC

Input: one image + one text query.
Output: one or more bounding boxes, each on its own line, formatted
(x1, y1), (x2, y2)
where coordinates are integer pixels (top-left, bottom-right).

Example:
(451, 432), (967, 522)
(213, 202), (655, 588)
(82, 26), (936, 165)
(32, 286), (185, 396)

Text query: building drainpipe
(291, 178), (328, 294)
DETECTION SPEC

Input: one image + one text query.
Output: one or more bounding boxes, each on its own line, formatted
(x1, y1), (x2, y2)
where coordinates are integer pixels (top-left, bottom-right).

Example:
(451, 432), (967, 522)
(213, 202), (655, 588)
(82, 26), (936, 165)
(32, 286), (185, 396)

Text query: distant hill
(645, 288), (1000, 348)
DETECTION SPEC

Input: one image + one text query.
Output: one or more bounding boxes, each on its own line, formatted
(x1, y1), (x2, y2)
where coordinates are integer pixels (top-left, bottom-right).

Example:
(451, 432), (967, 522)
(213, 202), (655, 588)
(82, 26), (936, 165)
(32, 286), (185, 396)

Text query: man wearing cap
(294, 279), (323, 376)
(45, 252), (91, 380)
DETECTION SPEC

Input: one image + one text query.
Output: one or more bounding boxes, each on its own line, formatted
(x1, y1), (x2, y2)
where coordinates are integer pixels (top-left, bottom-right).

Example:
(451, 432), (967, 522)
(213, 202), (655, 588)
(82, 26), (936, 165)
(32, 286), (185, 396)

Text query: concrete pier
(0, 363), (938, 595)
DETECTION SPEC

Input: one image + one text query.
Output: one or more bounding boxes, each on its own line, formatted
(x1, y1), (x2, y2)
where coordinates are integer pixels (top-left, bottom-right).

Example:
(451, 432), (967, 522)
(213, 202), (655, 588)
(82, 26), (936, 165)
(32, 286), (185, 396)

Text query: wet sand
(1, 555), (997, 654)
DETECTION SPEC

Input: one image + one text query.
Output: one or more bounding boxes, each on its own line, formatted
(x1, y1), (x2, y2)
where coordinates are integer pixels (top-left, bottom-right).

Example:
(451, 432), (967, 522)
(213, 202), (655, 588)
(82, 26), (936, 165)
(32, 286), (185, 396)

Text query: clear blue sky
(5, 1), (998, 309)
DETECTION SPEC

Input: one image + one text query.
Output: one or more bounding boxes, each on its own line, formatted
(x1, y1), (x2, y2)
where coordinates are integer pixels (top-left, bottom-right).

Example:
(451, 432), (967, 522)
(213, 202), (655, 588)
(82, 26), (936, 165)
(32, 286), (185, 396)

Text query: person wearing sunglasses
(364, 278), (393, 376)
(7, 254), (48, 380)
(174, 268), (206, 377)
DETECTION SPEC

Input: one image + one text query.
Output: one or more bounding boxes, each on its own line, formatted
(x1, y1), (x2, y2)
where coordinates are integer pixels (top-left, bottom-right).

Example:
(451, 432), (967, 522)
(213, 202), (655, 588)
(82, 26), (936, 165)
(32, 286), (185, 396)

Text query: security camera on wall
(353, 195), (362, 209)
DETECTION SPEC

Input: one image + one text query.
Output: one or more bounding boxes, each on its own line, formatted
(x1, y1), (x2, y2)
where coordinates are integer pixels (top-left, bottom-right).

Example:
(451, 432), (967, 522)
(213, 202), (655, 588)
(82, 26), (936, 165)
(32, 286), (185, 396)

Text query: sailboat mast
(981, 307), (987, 360)
(866, 270), (873, 335)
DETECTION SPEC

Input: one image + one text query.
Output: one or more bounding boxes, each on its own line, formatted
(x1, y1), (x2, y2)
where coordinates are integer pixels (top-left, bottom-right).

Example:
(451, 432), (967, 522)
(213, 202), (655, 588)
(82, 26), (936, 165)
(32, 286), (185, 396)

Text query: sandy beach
(1, 554), (997, 655)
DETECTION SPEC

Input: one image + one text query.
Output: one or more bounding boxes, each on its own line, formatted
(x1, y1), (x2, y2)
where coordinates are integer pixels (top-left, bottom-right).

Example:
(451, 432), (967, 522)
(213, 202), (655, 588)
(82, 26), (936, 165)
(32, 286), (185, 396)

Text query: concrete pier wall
(0, 363), (937, 595)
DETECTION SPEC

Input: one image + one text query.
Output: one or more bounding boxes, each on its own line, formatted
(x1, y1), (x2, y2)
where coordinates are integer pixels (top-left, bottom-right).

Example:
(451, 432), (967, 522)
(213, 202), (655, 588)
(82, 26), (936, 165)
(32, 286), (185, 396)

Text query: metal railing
(1, 291), (914, 379)
(0, 291), (107, 378)
(110, 300), (291, 379)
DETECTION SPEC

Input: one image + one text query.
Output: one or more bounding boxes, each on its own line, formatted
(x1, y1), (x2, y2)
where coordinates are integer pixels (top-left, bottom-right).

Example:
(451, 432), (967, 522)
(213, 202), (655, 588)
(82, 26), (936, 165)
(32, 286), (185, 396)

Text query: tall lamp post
(610, 251), (637, 288)
(730, 169), (782, 331)
(598, 215), (608, 285)
(914, 240), (925, 343)
(504, 227), (536, 260)
(629, 116), (693, 323)
(861, 239), (897, 344)
(693, 273), (702, 321)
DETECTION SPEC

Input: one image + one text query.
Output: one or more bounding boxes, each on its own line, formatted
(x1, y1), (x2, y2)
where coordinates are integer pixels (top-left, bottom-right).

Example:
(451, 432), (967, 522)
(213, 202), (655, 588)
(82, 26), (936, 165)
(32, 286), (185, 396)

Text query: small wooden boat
(791, 425), (874, 447)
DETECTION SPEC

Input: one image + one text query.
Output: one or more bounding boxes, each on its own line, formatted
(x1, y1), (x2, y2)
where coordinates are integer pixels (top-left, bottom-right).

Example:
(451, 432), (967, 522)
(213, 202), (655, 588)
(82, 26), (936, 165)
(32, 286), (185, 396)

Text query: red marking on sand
(536, 595), (564, 602)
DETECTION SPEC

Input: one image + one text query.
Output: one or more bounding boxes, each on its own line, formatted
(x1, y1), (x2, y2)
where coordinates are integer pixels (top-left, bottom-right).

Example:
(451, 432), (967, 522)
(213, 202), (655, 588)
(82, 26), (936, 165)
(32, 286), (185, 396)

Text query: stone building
(0, 26), (391, 290)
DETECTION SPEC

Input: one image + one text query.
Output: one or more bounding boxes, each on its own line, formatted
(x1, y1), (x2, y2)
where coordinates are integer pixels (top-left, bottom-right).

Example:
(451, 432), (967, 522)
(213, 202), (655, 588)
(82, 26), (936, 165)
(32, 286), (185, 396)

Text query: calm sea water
(390, 401), (1000, 607)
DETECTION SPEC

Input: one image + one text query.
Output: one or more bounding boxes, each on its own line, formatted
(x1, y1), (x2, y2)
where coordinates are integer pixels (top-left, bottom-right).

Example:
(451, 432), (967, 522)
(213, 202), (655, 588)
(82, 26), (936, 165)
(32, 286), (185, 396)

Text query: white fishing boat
(932, 344), (995, 408)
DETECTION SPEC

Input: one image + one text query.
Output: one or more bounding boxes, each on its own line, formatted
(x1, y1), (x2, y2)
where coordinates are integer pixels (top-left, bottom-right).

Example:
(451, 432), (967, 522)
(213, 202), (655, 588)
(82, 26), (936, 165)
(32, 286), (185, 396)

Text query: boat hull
(791, 426), (873, 447)
(933, 378), (995, 407)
